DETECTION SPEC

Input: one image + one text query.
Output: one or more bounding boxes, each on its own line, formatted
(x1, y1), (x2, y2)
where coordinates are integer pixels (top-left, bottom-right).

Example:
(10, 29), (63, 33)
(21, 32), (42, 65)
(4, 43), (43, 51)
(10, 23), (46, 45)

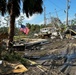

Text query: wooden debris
(12, 64), (28, 73)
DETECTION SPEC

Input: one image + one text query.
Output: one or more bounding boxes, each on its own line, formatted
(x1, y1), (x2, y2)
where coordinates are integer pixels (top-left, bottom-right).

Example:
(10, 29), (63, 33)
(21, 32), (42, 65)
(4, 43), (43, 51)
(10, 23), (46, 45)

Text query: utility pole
(55, 9), (59, 28)
(66, 0), (70, 27)
(0, 20), (1, 26)
(49, 12), (51, 24)
(55, 9), (58, 19)
(44, 6), (46, 26)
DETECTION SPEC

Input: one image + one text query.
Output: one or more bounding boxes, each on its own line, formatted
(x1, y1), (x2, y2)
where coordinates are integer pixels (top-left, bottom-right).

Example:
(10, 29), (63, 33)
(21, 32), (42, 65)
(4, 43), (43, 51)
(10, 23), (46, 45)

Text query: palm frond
(7, 0), (21, 17)
(23, 0), (43, 17)
(0, 0), (6, 16)
(34, 0), (43, 14)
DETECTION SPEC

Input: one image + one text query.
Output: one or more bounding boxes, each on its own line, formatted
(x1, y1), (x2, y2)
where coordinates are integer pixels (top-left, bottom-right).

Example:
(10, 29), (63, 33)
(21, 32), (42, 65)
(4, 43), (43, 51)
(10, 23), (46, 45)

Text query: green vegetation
(0, 0), (43, 47)
(1, 49), (30, 66)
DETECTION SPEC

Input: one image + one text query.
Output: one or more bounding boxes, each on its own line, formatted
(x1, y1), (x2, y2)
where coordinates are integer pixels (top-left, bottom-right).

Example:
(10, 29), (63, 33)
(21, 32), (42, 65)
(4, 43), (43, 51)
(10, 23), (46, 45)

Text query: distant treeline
(0, 23), (75, 37)
(0, 23), (45, 36)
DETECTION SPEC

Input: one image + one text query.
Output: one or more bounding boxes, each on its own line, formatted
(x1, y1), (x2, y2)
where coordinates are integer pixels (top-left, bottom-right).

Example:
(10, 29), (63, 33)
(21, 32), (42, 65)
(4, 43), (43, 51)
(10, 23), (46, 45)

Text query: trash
(0, 60), (2, 64)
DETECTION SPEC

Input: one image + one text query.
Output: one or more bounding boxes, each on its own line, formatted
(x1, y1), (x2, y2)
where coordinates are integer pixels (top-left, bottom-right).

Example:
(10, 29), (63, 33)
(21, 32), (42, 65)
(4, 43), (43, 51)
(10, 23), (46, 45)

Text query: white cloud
(25, 14), (37, 21)
(0, 13), (42, 27)
(16, 13), (37, 21)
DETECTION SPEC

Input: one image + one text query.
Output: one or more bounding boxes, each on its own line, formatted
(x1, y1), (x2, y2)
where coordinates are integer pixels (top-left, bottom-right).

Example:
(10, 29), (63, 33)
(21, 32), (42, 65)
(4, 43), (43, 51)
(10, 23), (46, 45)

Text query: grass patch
(2, 52), (30, 66)
(14, 35), (27, 40)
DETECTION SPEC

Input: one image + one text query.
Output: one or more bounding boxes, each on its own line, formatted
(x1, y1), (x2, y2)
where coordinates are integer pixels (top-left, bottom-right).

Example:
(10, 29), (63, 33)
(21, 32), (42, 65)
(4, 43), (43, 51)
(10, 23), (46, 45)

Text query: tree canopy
(0, 0), (43, 17)
(0, 0), (43, 47)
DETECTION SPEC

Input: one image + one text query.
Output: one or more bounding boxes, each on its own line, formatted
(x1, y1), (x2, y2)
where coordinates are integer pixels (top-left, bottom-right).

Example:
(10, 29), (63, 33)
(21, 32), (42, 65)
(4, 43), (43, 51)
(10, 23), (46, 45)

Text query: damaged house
(65, 25), (76, 39)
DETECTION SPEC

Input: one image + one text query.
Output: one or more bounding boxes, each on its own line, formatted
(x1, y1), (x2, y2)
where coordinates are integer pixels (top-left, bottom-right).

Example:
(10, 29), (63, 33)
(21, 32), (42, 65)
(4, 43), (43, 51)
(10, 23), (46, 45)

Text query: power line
(55, 9), (59, 18)
(58, 14), (66, 17)
(52, 9), (64, 14)
(43, 0), (68, 25)
(60, 0), (66, 5)
(46, 9), (64, 16)
(48, 0), (64, 10)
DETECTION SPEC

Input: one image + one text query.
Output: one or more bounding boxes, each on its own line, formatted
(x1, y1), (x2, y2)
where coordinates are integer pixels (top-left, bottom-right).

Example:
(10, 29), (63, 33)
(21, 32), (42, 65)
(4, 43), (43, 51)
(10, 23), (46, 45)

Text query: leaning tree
(0, 0), (43, 47)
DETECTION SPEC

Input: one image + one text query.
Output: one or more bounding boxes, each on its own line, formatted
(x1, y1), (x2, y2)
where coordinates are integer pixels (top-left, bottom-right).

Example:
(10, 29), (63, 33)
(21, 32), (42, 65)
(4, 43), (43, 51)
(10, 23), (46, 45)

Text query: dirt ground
(24, 39), (76, 56)
(23, 38), (76, 75)
(1, 38), (76, 75)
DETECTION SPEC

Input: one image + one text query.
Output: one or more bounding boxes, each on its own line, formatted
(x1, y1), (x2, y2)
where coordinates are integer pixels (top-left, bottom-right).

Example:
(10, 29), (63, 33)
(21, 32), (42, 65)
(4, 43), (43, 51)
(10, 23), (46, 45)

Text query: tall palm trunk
(9, 7), (15, 47)
(9, 14), (15, 46)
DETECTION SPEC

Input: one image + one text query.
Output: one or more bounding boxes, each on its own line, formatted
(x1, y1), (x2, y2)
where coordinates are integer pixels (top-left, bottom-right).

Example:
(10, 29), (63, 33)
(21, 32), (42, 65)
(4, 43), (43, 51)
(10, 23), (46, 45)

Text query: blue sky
(24, 0), (76, 25)
(40, 0), (76, 24)
(0, 0), (76, 27)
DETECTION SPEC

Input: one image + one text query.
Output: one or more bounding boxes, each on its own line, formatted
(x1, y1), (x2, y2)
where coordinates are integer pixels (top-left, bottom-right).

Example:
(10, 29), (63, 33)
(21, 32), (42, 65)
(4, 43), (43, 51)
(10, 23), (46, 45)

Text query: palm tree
(0, 0), (43, 47)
